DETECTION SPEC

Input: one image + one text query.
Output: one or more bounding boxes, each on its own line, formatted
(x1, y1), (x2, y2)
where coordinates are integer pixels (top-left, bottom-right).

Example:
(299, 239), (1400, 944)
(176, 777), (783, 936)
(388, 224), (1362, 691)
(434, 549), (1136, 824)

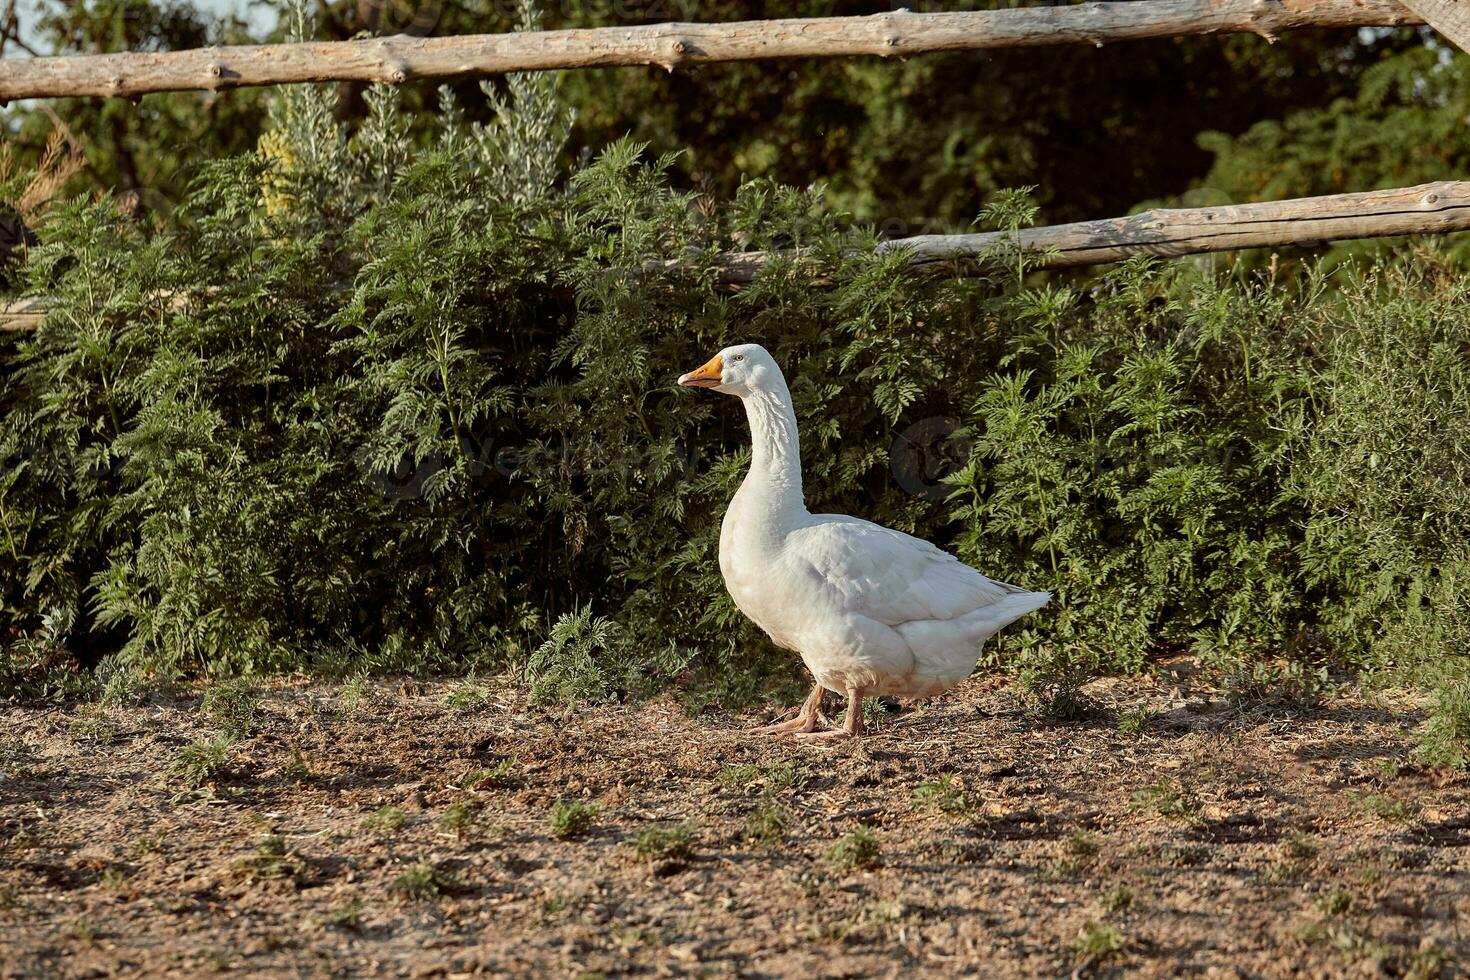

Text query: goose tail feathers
(956, 589), (1051, 643)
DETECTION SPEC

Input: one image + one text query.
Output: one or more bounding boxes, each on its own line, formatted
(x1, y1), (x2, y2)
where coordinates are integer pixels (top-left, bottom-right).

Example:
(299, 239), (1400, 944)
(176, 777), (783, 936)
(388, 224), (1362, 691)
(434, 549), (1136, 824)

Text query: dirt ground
(3, 664), (1468, 979)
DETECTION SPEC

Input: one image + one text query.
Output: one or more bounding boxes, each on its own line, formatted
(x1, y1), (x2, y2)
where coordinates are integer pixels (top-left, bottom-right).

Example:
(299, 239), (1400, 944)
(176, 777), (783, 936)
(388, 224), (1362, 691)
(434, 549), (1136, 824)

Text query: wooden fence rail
(4, 181), (1465, 331)
(0, 0), (1423, 102)
(0, 297), (45, 332)
(707, 181), (1470, 283)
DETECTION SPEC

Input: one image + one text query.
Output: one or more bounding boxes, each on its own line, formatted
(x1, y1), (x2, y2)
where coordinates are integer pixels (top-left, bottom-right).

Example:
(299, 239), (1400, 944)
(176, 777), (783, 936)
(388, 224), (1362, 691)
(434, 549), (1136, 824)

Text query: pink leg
(796, 690), (865, 740)
(755, 684), (829, 735)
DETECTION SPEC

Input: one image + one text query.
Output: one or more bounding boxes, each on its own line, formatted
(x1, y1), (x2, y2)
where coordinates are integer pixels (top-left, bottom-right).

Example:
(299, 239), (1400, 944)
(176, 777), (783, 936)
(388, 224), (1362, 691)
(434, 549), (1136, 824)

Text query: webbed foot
(753, 683), (829, 736)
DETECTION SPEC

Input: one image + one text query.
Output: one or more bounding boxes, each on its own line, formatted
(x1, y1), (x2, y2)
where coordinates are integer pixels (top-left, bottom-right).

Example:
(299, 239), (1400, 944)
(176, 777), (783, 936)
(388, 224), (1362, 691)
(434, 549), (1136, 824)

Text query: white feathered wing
(784, 516), (1051, 695)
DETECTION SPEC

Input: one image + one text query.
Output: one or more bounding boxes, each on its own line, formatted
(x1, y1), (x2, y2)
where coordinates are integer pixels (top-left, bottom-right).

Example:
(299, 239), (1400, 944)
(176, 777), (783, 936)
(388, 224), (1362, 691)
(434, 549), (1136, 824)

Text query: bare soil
(2, 666), (1468, 978)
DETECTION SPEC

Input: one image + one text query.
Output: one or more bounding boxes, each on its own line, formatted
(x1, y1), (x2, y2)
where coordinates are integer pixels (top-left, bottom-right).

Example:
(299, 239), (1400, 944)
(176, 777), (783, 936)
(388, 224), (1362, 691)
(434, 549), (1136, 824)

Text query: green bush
(1416, 679), (1470, 770)
(2, 49), (1469, 703)
(1, 608), (91, 701)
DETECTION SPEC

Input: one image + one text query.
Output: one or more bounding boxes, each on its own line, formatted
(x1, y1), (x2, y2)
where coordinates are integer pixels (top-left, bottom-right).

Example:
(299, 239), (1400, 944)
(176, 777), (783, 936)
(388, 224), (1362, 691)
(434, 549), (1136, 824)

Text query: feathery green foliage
(1415, 678), (1470, 770)
(2, 24), (1469, 706)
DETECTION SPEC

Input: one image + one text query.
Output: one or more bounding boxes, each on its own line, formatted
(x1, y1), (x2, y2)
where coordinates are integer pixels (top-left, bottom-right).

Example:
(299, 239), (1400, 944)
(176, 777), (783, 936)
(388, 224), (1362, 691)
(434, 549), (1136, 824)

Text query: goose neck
(741, 384), (805, 510)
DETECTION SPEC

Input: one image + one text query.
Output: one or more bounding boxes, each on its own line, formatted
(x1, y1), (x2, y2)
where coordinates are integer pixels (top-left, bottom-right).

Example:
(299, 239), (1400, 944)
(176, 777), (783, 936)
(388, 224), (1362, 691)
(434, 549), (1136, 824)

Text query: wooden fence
(0, 0), (1465, 333)
(707, 181), (1470, 283)
(0, 0), (1425, 100)
(5, 181), (1465, 330)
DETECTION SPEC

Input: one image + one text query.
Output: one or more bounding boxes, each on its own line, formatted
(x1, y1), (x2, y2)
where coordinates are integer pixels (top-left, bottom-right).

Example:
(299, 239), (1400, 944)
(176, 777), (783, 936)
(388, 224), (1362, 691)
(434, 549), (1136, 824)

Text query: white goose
(679, 343), (1051, 739)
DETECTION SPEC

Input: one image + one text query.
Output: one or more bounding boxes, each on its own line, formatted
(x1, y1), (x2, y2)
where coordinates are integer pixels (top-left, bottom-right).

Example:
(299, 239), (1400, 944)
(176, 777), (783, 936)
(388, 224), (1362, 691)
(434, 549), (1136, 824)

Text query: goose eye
(732, 354), (744, 362)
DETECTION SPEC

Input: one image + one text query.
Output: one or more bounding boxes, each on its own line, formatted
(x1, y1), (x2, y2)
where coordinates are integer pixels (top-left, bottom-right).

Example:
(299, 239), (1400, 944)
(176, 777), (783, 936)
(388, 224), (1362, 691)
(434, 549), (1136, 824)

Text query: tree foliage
(2, 0), (269, 220)
(1198, 37), (1470, 204)
(550, 2), (1433, 230)
(0, 2), (1440, 232)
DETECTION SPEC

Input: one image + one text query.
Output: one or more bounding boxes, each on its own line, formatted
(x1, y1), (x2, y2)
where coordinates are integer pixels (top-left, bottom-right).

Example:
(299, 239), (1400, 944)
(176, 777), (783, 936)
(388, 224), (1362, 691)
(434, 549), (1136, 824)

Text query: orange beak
(678, 353), (723, 389)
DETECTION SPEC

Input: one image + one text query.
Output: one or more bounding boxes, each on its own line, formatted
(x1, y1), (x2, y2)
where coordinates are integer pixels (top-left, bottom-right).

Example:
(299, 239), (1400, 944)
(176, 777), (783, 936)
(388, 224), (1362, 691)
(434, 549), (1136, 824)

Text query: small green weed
(200, 678), (262, 739)
(1100, 884), (1135, 913)
(170, 737), (232, 788)
(1070, 921), (1123, 962)
(631, 822), (696, 861)
(916, 836), (987, 864)
(67, 712), (118, 744)
(281, 749), (310, 784)
(1296, 920), (1447, 978)
(338, 675), (371, 714)
(611, 924), (662, 950)
(97, 662), (151, 708)
(231, 834), (304, 882)
(1349, 847), (1386, 887)
(0, 613), (95, 703)
(391, 863), (461, 901)
(439, 802), (481, 839)
(718, 761), (803, 793)
(202, 949), (235, 971)
(1374, 757), (1403, 781)
(1130, 779), (1200, 822)
(527, 606), (653, 704)
(442, 681), (491, 713)
(1049, 830), (1101, 877)
(1266, 832), (1320, 882)
(1415, 678), (1470, 770)
(719, 763), (762, 788)
(364, 806), (407, 834)
(1067, 830), (1100, 858)
(548, 799), (598, 839)
(744, 800), (789, 847)
(1216, 658), (1330, 711)
(837, 697), (895, 730)
(857, 899), (907, 930)
(1406, 941), (1450, 980)
(69, 915), (97, 943)
(462, 757), (517, 789)
(1283, 832), (1319, 863)
(1351, 791), (1414, 823)
(1117, 706), (1159, 737)
(825, 826), (880, 870)
(1015, 646), (1102, 720)
(911, 773), (969, 813)
(320, 899), (365, 929)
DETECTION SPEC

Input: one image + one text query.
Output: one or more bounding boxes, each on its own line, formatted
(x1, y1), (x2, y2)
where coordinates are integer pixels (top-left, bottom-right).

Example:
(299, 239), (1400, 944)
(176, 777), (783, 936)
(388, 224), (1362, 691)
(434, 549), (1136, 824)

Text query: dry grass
(1, 663), (1466, 977)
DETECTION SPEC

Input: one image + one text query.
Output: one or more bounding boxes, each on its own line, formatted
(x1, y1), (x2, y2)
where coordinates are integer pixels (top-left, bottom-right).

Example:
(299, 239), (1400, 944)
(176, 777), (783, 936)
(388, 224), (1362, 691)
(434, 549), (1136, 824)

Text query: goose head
(677, 343), (781, 397)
